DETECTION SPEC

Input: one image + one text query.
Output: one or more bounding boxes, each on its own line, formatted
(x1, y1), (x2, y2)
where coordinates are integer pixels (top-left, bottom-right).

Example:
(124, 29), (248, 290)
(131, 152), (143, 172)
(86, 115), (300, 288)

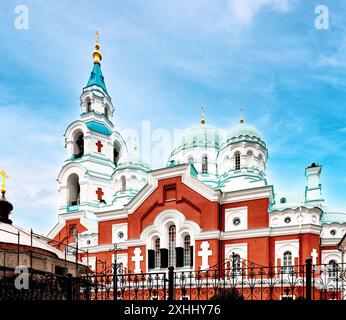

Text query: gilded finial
(0, 170), (10, 193)
(240, 108), (244, 123)
(93, 30), (102, 64)
(200, 105), (206, 124)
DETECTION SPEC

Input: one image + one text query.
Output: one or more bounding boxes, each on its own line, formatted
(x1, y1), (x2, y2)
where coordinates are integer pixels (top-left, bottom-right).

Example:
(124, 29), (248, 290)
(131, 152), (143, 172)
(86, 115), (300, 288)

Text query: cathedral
(48, 35), (346, 276)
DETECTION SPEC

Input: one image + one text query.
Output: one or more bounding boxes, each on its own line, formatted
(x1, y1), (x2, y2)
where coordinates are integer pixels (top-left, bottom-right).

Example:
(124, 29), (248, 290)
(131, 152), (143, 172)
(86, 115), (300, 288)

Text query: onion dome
(0, 191), (13, 225)
(222, 114), (266, 149)
(115, 140), (151, 172)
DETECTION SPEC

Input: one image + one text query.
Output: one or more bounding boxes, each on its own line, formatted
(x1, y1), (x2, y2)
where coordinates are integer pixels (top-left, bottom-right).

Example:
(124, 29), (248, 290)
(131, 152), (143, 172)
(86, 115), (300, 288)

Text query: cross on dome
(0, 169), (10, 193)
(200, 105), (206, 124)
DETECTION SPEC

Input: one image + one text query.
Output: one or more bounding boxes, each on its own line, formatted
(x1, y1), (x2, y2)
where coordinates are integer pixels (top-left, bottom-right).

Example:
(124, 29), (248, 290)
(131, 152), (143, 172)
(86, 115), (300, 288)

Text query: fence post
(113, 261), (118, 301)
(168, 266), (174, 301)
(66, 273), (73, 300)
(305, 258), (312, 301)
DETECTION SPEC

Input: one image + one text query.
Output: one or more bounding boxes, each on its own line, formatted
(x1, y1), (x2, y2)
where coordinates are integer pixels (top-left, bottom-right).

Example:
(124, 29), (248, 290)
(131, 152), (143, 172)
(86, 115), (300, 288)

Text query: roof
(320, 212), (346, 225)
(85, 63), (108, 94)
(86, 120), (112, 136)
(170, 123), (220, 157)
(0, 222), (75, 262)
(227, 122), (263, 141)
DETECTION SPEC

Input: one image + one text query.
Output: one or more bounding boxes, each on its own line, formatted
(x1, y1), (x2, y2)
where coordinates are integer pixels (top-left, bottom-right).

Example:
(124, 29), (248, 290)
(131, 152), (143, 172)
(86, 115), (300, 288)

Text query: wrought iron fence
(1, 258), (345, 301)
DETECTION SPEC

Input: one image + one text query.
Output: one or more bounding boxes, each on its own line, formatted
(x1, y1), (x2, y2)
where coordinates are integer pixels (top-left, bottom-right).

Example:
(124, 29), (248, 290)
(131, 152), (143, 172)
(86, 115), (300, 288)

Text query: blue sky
(0, 0), (346, 234)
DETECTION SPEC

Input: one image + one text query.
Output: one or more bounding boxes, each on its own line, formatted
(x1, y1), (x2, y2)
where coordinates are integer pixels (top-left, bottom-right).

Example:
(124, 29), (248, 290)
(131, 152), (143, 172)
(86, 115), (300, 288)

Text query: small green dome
(171, 124), (220, 156)
(116, 152), (151, 172)
(227, 122), (263, 141)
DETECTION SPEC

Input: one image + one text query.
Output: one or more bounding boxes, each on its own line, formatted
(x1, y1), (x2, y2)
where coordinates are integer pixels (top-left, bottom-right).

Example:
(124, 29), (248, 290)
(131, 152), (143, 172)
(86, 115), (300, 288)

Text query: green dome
(227, 122), (263, 141)
(116, 152), (151, 172)
(171, 124), (220, 156)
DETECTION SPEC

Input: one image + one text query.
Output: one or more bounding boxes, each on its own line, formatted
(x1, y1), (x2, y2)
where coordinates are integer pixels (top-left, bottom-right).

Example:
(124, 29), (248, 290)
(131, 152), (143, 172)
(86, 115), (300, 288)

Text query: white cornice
(321, 238), (341, 247)
(80, 243), (128, 254)
(221, 185), (274, 204)
(195, 230), (221, 240)
(221, 227), (270, 240)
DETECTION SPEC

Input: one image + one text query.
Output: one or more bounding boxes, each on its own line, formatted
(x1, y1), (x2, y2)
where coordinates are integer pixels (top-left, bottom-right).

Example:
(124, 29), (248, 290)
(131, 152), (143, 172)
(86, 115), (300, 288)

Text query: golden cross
(0, 169), (10, 193)
(200, 105), (206, 124)
(95, 30), (99, 44)
(240, 108), (245, 123)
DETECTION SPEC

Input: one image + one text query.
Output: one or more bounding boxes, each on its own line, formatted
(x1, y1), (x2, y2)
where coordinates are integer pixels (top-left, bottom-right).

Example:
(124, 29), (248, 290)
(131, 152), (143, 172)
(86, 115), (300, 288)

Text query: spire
(93, 30), (102, 64)
(200, 105), (206, 125)
(86, 31), (109, 95)
(0, 170), (13, 225)
(240, 108), (244, 123)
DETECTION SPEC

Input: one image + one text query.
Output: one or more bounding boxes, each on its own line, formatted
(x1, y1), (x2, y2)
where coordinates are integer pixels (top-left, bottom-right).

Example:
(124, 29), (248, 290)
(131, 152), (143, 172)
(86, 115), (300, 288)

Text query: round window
(233, 218), (241, 226)
(118, 231), (124, 239)
(284, 217), (291, 224)
(330, 229), (337, 236)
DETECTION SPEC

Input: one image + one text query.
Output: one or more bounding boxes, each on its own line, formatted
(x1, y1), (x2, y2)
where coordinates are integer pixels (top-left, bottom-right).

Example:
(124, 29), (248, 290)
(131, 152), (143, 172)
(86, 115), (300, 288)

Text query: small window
(155, 238), (161, 269)
(118, 231), (124, 239)
(283, 251), (292, 271)
(183, 235), (191, 267)
(233, 218), (241, 226)
(330, 229), (337, 236)
(69, 224), (77, 237)
(328, 260), (338, 278)
(232, 254), (241, 274)
(280, 197), (287, 204)
(235, 153), (241, 171)
(202, 156), (208, 174)
(121, 176), (126, 192)
(168, 225), (176, 267)
(284, 217), (291, 224)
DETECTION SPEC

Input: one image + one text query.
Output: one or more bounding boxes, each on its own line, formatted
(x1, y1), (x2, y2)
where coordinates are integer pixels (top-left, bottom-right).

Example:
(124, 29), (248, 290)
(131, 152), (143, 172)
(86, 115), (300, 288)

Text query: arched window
(328, 260), (338, 278)
(69, 224), (77, 237)
(73, 131), (84, 159)
(183, 235), (191, 267)
(258, 154), (264, 171)
(113, 143), (120, 166)
(168, 225), (176, 267)
(121, 176), (126, 192)
(155, 238), (161, 269)
(67, 174), (80, 206)
(85, 98), (92, 113)
(235, 152), (241, 171)
(283, 251), (292, 271)
(202, 156), (208, 174)
(105, 105), (109, 119)
(246, 151), (254, 168)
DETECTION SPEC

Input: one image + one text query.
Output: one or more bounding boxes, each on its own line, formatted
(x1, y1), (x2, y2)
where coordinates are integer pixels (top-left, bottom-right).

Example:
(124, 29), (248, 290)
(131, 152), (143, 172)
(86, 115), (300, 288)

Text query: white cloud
(227, 0), (295, 26)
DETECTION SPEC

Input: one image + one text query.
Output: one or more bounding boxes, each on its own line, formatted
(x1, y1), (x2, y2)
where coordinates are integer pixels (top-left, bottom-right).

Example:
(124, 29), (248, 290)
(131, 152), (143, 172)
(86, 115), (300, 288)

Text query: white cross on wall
(198, 241), (213, 270)
(132, 247), (143, 273)
(311, 248), (318, 265)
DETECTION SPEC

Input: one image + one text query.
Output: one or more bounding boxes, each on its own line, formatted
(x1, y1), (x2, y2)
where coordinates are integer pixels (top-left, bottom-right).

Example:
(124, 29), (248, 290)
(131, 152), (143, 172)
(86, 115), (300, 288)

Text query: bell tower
(57, 32), (127, 216)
